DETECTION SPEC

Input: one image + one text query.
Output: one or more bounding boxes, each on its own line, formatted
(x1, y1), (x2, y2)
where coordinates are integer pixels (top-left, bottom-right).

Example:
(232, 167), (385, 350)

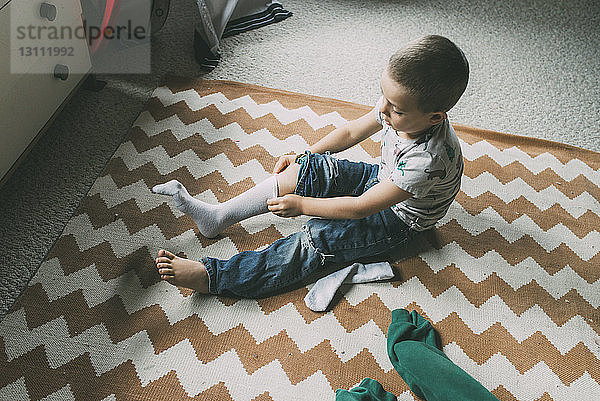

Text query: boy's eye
(393, 110), (403, 115)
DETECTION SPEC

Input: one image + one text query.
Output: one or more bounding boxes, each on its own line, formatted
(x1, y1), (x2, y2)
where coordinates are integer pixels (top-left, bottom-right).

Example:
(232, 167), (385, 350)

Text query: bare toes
(164, 250), (177, 259)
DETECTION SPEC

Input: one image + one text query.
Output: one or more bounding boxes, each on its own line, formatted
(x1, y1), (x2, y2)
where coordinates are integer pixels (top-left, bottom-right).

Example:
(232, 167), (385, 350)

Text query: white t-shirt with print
(373, 96), (463, 231)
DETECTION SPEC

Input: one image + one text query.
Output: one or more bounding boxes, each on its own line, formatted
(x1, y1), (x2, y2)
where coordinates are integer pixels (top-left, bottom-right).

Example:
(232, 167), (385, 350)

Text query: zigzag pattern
(461, 172), (599, 218)
(17, 261), (393, 370)
(438, 202), (598, 260)
(2, 291), (594, 398)
(103, 106), (598, 292)
(115, 142), (272, 184)
(132, 111), (310, 157)
(396, 259), (599, 327)
(130, 106), (378, 162)
(20, 252), (598, 359)
(151, 88), (349, 130)
(100, 112), (598, 262)
(86, 174), (307, 239)
(2, 292), (588, 398)
(436, 314), (600, 384)
(115, 95), (596, 238)
(443, 344), (600, 400)
(432, 216), (599, 283)
(12, 252), (598, 362)
(153, 85), (599, 185)
(334, 279), (598, 355)
(453, 192), (599, 239)
(66, 176), (600, 306)
(1, 80), (598, 400)
(1, 312), (382, 399)
(0, 342), (245, 400)
(39, 205), (597, 332)
(139, 93), (600, 212)
(418, 239), (599, 304)
(117, 151), (594, 252)
(0, 378), (27, 399)
(461, 139), (600, 185)
(4, 282), (411, 397)
(464, 155), (600, 199)
(1, 306), (334, 399)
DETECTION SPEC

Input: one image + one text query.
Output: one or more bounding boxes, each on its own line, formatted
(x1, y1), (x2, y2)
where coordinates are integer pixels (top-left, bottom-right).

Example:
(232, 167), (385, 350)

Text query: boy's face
(379, 68), (446, 138)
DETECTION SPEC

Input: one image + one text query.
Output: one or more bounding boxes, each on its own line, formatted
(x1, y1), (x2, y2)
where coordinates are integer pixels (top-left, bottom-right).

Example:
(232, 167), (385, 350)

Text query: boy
(152, 35), (469, 298)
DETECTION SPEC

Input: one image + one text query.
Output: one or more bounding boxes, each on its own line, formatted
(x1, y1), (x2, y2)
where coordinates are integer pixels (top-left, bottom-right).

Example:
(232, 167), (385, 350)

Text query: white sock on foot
(152, 176), (279, 238)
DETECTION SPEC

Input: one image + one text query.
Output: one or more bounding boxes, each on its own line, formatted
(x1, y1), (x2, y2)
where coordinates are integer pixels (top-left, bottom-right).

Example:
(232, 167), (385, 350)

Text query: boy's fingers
(273, 161), (283, 174)
(268, 198), (288, 213)
(272, 159), (283, 173)
(273, 154), (296, 173)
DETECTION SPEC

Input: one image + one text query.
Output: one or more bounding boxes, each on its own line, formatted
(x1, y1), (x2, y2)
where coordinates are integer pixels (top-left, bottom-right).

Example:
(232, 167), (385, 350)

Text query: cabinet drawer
(7, 0), (91, 74)
(0, 0), (91, 181)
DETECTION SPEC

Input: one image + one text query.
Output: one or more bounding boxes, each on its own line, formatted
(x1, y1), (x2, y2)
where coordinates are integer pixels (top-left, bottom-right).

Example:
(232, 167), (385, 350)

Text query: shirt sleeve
(390, 151), (446, 198)
(373, 96), (384, 126)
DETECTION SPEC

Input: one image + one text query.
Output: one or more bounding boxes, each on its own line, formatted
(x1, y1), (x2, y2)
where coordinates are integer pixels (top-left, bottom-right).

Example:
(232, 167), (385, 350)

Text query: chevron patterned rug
(1, 78), (599, 401)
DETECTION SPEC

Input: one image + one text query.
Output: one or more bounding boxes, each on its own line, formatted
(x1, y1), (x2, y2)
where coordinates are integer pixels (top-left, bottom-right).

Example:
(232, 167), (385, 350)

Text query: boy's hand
(272, 154), (297, 174)
(267, 194), (303, 217)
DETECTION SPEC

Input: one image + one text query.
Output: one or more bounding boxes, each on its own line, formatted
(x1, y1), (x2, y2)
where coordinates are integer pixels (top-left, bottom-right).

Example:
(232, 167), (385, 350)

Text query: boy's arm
(267, 178), (413, 219)
(273, 110), (381, 174)
(307, 110), (382, 154)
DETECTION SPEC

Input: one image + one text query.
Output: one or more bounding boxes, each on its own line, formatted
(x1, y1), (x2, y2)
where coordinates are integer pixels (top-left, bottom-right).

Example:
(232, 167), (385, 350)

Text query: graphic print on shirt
(424, 168), (447, 180)
(397, 160), (407, 176)
(392, 132), (433, 178)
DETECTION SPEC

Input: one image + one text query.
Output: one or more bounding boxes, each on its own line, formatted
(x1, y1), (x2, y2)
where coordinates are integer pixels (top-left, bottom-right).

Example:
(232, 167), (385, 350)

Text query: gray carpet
(1, 0), (599, 318)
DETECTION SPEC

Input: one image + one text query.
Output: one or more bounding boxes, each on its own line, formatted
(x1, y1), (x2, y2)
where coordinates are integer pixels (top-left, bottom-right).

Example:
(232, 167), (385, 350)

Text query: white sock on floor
(304, 262), (394, 312)
(152, 176), (279, 238)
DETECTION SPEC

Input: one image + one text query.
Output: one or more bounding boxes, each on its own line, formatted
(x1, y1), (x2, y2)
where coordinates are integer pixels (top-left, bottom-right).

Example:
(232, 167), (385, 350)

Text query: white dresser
(0, 0), (92, 185)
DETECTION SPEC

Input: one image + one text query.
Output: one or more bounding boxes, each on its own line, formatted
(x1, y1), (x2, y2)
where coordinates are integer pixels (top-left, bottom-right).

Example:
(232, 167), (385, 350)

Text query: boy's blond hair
(388, 35), (469, 113)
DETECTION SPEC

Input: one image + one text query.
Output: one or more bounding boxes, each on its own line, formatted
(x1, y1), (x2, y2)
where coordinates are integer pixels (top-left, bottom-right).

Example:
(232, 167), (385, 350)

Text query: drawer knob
(54, 64), (69, 80)
(40, 3), (57, 21)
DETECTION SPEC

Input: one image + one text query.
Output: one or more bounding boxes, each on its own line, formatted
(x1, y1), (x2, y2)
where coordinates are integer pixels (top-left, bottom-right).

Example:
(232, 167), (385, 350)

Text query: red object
(90, 0), (121, 54)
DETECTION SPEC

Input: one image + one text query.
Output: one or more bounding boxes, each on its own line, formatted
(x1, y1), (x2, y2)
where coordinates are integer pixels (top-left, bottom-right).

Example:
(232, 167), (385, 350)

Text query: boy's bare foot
(155, 249), (209, 293)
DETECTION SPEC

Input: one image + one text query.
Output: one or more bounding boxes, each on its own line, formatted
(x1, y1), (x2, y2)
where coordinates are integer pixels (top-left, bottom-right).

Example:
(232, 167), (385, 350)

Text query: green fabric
(387, 309), (499, 401)
(335, 378), (397, 401)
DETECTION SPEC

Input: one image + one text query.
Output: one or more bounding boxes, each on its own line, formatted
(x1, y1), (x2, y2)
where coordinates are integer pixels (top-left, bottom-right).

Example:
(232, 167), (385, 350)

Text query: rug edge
(160, 75), (372, 110)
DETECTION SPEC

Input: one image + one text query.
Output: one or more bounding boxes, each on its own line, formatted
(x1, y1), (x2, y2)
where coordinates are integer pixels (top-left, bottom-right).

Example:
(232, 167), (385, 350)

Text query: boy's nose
(380, 99), (390, 116)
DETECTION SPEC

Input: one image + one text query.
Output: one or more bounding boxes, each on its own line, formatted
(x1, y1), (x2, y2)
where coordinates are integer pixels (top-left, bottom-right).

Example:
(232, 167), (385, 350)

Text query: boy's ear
(429, 112), (447, 124)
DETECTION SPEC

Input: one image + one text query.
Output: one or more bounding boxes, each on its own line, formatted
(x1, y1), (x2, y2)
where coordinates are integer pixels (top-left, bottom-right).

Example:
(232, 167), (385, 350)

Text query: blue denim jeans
(201, 151), (415, 298)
